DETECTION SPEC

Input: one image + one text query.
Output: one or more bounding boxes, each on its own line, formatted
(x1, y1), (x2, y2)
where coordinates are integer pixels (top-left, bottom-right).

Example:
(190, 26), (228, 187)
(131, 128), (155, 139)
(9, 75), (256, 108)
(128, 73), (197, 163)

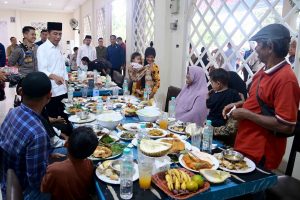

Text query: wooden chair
(164, 86), (181, 112)
(6, 169), (23, 200)
(265, 112), (300, 200)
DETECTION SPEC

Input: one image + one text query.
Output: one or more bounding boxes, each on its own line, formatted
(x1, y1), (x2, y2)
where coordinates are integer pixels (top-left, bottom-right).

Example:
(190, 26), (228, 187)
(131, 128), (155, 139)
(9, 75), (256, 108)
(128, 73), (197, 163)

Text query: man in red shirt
(223, 24), (300, 170)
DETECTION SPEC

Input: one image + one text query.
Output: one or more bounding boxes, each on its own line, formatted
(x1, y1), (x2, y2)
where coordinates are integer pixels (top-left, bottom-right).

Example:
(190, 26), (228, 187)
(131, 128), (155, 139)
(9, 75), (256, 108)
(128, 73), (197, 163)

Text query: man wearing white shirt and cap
(37, 22), (68, 119)
(76, 35), (96, 69)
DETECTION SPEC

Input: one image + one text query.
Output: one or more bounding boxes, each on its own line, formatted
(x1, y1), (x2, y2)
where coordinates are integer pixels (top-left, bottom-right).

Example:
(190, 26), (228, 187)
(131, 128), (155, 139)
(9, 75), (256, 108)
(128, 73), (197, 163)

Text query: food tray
(152, 168), (210, 200)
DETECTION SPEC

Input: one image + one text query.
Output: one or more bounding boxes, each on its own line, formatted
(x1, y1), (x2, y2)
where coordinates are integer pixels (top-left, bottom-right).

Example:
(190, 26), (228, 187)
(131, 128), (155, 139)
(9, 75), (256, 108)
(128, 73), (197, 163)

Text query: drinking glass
(82, 85), (88, 98)
(112, 87), (119, 98)
(191, 124), (203, 150)
(138, 154), (153, 190)
(159, 112), (169, 130)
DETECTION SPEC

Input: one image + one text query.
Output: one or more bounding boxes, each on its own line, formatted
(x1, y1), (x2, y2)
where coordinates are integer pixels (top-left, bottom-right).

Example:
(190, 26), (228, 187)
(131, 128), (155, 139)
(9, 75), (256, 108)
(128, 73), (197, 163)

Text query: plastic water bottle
(106, 97), (113, 110)
(120, 148), (133, 199)
(67, 87), (74, 102)
(202, 120), (213, 154)
(123, 80), (130, 96)
(96, 97), (103, 114)
(143, 85), (149, 101)
(168, 97), (176, 118)
(105, 74), (110, 88)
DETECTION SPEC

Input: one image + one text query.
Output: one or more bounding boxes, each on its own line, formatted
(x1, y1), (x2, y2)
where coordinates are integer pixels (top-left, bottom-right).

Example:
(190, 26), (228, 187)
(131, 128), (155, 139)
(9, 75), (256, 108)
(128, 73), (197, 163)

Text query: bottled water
(106, 97), (113, 110)
(96, 97), (103, 114)
(93, 87), (99, 97)
(143, 85), (149, 101)
(123, 80), (130, 96)
(202, 120), (213, 154)
(67, 87), (74, 102)
(120, 148), (133, 199)
(105, 74), (110, 88)
(137, 124), (149, 160)
(168, 97), (176, 118)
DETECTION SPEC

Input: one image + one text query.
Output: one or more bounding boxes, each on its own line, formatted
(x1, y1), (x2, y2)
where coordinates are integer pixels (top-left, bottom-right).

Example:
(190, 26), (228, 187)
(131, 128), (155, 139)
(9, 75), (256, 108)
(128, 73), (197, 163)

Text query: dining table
(65, 95), (278, 200)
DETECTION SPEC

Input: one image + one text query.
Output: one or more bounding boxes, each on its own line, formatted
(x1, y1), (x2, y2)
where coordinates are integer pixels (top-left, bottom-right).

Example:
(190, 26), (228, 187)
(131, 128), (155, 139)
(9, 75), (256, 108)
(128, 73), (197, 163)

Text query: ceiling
(0, 0), (87, 12)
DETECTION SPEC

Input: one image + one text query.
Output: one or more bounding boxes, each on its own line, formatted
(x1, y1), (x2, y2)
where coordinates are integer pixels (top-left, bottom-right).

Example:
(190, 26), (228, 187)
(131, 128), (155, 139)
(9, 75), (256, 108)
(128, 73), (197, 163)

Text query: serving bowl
(222, 149), (244, 162)
(97, 112), (123, 130)
(136, 108), (161, 122)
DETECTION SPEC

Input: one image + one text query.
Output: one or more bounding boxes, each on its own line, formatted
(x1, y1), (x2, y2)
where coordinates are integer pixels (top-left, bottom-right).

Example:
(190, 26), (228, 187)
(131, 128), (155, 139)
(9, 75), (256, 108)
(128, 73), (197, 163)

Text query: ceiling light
(4, 1), (8, 4)
(48, 2), (52, 6)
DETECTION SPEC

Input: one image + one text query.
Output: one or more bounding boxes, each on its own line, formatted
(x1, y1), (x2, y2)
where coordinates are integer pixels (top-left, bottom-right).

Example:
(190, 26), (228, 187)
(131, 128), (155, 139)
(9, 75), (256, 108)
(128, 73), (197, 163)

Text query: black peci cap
(22, 72), (51, 98)
(250, 23), (290, 41)
(47, 22), (62, 31)
(85, 35), (92, 39)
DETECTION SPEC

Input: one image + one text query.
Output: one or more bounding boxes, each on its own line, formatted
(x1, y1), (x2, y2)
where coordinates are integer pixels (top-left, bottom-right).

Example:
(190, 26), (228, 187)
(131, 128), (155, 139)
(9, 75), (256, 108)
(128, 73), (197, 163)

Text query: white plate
(95, 162), (139, 184)
(98, 134), (120, 144)
(218, 156), (256, 174)
(68, 114), (96, 123)
(139, 122), (157, 128)
(122, 123), (141, 132)
(113, 103), (126, 109)
(168, 124), (187, 135)
(117, 131), (137, 141)
(156, 138), (192, 151)
(64, 110), (70, 115)
(145, 128), (168, 138)
(179, 150), (219, 173)
(131, 138), (138, 146)
(89, 151), (122, 161)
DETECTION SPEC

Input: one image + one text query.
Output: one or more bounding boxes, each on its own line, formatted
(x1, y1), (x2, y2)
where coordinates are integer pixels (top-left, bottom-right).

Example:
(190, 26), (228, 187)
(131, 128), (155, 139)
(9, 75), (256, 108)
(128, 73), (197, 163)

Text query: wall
(0, 9), (74, 52)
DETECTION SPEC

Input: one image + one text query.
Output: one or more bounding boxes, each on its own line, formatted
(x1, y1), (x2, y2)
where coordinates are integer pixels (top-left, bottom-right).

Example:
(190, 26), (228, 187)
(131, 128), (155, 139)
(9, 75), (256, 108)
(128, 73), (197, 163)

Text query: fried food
(67, 107), (82, 114)
(165, 133), (179, 138)
(217, 156), (249, 170)
(182, 154), (213, 170)
(160, 139), (185, 153)
(148, 129), (164, 136)
(93, 146), (112, 158)
(170, 125), (186, 133)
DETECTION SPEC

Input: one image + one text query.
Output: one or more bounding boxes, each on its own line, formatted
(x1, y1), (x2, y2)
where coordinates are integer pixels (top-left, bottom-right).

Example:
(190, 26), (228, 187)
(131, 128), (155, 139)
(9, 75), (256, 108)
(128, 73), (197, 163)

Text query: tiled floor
(0, 83), (15, 124)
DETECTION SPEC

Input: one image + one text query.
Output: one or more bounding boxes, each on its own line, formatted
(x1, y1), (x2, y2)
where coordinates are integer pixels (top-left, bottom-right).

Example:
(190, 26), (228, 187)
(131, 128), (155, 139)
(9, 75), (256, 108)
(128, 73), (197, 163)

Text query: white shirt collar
(264, 59), (286, 74)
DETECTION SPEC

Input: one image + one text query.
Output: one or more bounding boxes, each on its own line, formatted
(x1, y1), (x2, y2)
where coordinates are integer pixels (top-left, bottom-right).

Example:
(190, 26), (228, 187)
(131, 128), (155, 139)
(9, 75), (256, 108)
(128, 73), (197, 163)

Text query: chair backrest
(113, 71), (124, 88)
(6, 169), (23, 200)
(164, 86), (181, 112)
(285, 110), (300, 176)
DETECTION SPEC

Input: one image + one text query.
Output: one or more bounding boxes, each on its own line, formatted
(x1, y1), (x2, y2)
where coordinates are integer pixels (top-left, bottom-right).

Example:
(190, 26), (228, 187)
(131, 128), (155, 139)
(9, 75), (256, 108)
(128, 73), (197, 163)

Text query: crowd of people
(0, 21), (299, 200)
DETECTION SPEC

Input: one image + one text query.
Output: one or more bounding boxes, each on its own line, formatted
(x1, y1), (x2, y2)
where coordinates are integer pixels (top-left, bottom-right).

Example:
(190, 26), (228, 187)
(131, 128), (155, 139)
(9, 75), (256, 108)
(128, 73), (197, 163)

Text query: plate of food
(65, 106), (83, 115)
(122, 103), (138, 117)
(98, 134), (119, 145)
(152, 168), (210, 199)
(168, 123), (187, 135)
(122, 123), (140, 132)
(165, 133), (189, 140)
(96, 160), (139, 184)
(113, 103), (125, 109)
(68, 113), (96, 123)
(139, 122), (157, 128)
(214, 151), (255, 174)
(117, 131), (136, 141)
(179, 150), (219, 173)
(157, 138), (192, 154)
(146, 128), (168, 138)
(89, 143), (126, 161)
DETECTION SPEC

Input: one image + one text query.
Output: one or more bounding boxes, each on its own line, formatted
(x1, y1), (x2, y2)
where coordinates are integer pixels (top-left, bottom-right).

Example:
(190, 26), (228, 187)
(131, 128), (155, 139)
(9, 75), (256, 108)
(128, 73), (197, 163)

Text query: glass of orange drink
(138, 155), (153, 189)
(159, 112), (169, 130)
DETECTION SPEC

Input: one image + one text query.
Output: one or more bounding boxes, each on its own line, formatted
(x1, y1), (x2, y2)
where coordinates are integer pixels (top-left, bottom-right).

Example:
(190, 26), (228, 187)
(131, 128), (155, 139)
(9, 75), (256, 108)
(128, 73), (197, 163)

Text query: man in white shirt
(224, 42), (237, 72)
(37, 22), (68, 119)
(76, 35), (96, 69)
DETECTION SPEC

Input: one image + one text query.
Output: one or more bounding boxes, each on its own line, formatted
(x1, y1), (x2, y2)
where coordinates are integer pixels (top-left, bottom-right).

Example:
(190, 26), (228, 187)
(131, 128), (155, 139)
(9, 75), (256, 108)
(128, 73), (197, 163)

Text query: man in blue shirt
(0, 72), (52, 200)
(107, 35), (125, 80)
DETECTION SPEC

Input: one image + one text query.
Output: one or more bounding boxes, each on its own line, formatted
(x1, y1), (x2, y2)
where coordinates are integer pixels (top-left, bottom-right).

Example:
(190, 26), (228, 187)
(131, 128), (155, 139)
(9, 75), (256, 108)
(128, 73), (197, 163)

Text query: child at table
(128, 42), (160, 99)
(41, 126), (98, 200)
(206, 68), (242, 127)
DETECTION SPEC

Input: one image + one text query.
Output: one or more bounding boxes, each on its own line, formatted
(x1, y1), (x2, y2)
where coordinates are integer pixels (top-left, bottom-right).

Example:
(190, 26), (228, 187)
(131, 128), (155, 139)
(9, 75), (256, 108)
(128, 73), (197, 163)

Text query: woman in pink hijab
(175, 66), (208, 126)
